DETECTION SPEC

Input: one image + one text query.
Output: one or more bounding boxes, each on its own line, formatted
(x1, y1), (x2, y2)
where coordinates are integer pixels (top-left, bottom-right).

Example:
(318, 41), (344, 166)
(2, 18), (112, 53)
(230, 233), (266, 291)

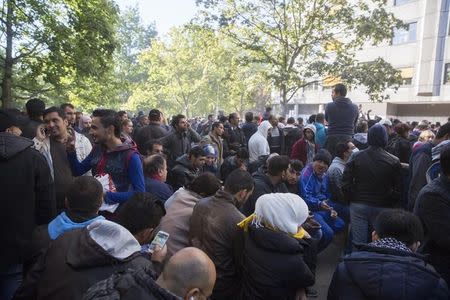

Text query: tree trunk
(281, 86), (288, 117)
(1, 0), (14, 109)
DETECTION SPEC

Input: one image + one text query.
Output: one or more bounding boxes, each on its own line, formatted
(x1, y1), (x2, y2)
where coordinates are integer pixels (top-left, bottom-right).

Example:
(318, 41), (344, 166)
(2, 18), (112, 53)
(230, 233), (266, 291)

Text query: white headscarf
(253, 193), (309, 235)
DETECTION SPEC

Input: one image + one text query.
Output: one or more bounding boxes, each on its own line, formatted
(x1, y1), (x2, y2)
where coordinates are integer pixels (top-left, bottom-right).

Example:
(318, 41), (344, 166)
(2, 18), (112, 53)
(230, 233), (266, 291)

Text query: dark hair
(148, 109), (162, 122)
(278, 116), (285, 123)
(267, 155), (290, 176)
(212, 121), (223, 130)
(66, 177), (103, 214)
(315, 113), (325, 123)
(356, 121), (368, 133)
(229, 113), (238, 122)
(333, 83), (347, 97)
(411, 121), (419, 128)
(189, 146), (207, 158)
(394, 123), (411, 138)
(297, 117), (304, 124)
(308, 114), (316, 124)
(43, 106), (66, 119)
(336, 141), (351, 159)
(290, 159), (304, 173)
(26, 98), (45, 118)
(374, 209), (424, 246)
(92, 109), (121, 138)
(265, 106), (272, 112)
(207, 114), (214, 119)
(287, 117), (295, 124)
(143, 139), (162, 154)
(245, 112), (253, 122)
(118, 110), (127, 118)
(171, 114), (186, 128)
(187, 172), (221, 196)
(440, 145), (450, 176)
(144, 154), (166, 176)
(116, 193), (166, 235)
(436, 122), (450, 139)
(224, 169), (254, 194)
(218, 115), (227, 123)
(60, 103), (75, 111)
(236, 147), (249, 159)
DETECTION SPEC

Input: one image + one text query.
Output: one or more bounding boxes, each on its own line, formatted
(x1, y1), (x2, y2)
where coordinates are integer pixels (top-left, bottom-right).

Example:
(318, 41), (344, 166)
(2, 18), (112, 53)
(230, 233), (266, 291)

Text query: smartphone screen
(145, 231), (170, 254)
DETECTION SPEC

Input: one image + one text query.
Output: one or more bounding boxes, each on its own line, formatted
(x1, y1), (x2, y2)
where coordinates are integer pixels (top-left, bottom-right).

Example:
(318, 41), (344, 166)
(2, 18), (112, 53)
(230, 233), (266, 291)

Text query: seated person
(220, 147), (249, 181)
(143, 154), (173, 203)
(83, 247), (216, 300)
(328, 209), (448, 299)
(300, 150), (345, 252)
(169, 146), (206, 191)
(285, 159), (303, 194)
(202, 144), (218, 175)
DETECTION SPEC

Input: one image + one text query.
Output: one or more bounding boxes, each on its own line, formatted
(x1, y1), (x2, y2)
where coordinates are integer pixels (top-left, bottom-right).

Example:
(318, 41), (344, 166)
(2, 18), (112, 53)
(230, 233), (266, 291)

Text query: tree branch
(12, 42), (43, 62)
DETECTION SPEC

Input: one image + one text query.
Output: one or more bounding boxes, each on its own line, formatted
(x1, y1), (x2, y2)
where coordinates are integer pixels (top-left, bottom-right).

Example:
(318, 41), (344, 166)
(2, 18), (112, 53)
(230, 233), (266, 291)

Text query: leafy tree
(197, 0), (403, 114)
(0, 0), (119, 108)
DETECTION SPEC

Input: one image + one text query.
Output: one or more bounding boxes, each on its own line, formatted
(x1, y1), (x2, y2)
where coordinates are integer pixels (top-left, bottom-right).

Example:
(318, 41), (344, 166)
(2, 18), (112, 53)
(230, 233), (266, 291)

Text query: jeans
(328, 200), (350, 224)
(314, 210), (345, 252)
(0, 264), (22, 300)
(350, 202), (387, 247)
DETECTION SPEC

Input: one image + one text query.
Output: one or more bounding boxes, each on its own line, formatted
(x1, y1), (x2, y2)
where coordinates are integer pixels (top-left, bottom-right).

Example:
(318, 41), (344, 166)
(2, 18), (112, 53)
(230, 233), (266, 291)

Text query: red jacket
(290, 138), (319, 166)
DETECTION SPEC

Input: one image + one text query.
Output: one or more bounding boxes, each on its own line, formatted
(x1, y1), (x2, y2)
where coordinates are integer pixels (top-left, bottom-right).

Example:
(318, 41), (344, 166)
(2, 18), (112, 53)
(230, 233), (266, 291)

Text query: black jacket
(328, 244), (449, 300)
(14, 224), (152, 300)
(0, 133), (55, 271)
(342, 146), (402, 208)
(224, 126), (245, 154)
(387, 135), (412, 164)
(134, 123), (168, 154)
(169, 154), (201, 190)
(240, 224), (316, 300)
(161, 128), (201, 167)
(415, 176), (450, 286)
(242, 170), (289, 216)
(83, 268), (181, 300)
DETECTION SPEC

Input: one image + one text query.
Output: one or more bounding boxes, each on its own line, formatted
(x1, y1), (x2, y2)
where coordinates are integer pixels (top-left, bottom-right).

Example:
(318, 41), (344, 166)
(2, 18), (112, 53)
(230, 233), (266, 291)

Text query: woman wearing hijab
(238, 193), (316, 300)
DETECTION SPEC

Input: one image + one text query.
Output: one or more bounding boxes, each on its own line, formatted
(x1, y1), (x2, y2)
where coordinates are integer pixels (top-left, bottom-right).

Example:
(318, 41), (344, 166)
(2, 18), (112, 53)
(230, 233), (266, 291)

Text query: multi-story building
(277, 0), (450, 123)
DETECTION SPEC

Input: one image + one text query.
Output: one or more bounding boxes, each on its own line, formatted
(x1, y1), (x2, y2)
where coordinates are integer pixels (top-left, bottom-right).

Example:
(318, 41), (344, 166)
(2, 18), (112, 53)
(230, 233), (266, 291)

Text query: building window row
(392, 22), (417, 45)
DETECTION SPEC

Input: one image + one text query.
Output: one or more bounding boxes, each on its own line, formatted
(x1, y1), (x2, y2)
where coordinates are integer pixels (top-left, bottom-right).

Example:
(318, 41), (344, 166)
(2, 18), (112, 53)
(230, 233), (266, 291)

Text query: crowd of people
(1, 82), (450, 300)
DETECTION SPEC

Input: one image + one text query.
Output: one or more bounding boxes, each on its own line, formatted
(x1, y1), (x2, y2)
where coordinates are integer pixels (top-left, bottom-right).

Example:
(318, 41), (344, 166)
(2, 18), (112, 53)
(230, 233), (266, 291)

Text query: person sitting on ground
(242, 155), (290, 216)
(285, 159), (303, 194)
(190, 170), (254, 300)
(300, 149), (345, 252)
(248, 120), (272, 163)
(291, 124), (319, 166)
(220, 147), (249, 181)
(169, 146), (207, 191)
(415, 145), (450, 286)
(83, 247), (217, 300)
(328, 209), (449, 300)
(202, 144), (219, 175)
(158, 173), (222, 260)
(31, 176), (105, 254)
(14, 219), (153, 300)
(143, 154), (174, 203)
(238, 193), (316, 300)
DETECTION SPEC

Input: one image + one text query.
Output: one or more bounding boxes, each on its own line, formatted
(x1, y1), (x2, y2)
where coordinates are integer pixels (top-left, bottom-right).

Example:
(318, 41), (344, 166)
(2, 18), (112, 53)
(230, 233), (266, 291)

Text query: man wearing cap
(0, 109), (56, 300)
(134, 109), (168, 154)
(300, 149), (345, 251)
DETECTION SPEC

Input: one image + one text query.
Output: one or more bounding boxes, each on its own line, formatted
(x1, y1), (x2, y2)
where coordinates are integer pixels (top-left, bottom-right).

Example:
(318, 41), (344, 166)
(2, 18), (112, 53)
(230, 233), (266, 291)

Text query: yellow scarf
(237, 214), (306, 239)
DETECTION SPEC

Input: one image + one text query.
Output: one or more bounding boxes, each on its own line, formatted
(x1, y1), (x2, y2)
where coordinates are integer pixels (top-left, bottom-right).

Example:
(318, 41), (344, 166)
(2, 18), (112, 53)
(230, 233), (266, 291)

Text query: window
(444, 63), (450, 84)
(392, 22), (417, 45)
(394, 0), (414, 5)
(399, 67), (414, 86)
(304, 81), (319, 92)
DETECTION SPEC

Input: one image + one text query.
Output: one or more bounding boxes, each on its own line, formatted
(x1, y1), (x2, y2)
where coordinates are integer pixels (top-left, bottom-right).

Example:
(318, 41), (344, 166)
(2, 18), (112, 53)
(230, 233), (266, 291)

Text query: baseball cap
(0, 109), (27, 132)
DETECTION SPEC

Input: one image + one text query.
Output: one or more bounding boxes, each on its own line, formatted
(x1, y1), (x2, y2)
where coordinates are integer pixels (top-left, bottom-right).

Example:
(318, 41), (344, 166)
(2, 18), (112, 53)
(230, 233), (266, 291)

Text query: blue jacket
(48, 212), (104, 240)
(144, 177), (174, 203)
(328, 244), (449, 300)
(300, 163), (330, 211)
(325, 96), (358, 136)
(314, 122), (327, 148)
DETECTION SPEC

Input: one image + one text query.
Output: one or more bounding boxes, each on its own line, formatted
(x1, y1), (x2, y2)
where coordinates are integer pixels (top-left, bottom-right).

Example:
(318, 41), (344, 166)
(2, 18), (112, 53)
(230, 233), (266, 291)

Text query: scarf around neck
(369, 237), (412, 253)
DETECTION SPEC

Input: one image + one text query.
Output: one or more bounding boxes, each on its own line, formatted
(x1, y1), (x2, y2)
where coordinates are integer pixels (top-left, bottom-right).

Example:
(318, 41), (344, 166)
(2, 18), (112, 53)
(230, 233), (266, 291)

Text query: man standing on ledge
(325, 84), (358, 157)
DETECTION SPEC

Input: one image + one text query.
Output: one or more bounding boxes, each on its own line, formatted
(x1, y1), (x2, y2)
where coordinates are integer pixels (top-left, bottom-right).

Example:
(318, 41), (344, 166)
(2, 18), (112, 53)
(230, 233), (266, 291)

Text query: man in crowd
(220, 147), (249, 181)
(169, 146), (207, 191)
(83, 247), (217, 300)
(242, 111), (257, 145)
(143, 154), (174, 203)
(34, 107), (92, 212)
(21, 98), (45, 139)
(353, 120), (368, 150)
(408, 122), (450, 210)
(342, 124), (402, 246)
(415, 145), (450, 286)
(324, 83), (358, 157)
(201, 121), (225, 167)
(67, 109), (145, 204)
(314, 113), (327, 148)
(60, 103), (76, 128)
(242, 155), (290, 216)
(225, 113), (245, 155)
(162, 114), (202, 167)
(190, 170), (254, 300)
(0, 109), (55, 300)
(328, 209), (448, 299)
(134, 109), (168, 154)
(142, 140), (164, 156)
(248, 120), (272, 163)
(281, 117), (302, 157)
(199, 114), (214, 136)
(267, 115), (282, 154)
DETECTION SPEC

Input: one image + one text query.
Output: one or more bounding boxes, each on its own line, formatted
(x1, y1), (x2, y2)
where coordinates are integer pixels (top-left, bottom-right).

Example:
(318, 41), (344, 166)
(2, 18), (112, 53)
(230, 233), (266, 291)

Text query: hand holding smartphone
(144, 231), (170, 254)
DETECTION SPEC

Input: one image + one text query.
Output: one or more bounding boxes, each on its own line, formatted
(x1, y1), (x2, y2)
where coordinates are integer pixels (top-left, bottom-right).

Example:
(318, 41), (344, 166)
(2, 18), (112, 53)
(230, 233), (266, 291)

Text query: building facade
(276, 0), (450, 123)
